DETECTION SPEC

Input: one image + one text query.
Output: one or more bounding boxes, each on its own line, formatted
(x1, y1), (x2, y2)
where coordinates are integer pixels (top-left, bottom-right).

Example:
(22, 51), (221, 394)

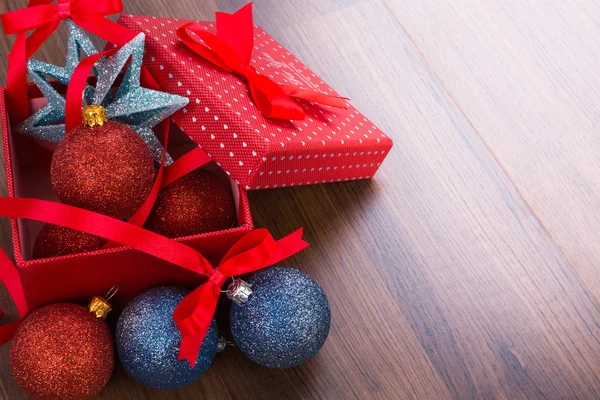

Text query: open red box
(1, 86), (254, 311)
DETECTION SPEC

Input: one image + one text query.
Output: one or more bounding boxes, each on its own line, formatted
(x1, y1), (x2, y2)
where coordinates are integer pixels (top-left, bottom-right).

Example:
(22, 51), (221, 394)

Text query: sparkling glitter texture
(51, 121), (155, 220)
(15, 20), (98, 143)
(10, 303), (114, 400)
(92, 33), (188, 164)
(230, 267), (331, 368)
(144, 169), (236, 238)
(116, 286), (218, 389)
(33, 223), (107, 259)
(17, 29), (187, 164)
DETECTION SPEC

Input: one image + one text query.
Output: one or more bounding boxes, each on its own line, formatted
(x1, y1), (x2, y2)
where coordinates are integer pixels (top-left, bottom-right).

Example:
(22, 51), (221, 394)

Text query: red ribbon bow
(0, 0), (141, 123)
(0, 198), (308, 367)
(176, 3), (349, 121)
(174, 228), (308, 366)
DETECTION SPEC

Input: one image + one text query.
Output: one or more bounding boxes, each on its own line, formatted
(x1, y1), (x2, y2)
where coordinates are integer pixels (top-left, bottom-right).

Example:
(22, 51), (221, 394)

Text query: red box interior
(1, 86), (254, 311)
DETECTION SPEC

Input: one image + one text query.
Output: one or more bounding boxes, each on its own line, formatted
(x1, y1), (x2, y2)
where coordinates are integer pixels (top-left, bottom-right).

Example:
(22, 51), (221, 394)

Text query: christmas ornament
(51, 108), (155, 219)
(116, 286), (218, 389)
(17, 30), (187, 164)
(33, 223), (106, 259)
(15, 20), (98, 143)
(144, 169), (236, 238)
(10, 295), (115, 400)
(230, 267), (330, 368)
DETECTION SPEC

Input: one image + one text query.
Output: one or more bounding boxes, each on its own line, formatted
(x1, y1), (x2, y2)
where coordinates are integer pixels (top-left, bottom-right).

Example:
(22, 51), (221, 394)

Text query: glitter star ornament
(15, 20), (98, 142)
(16, 27), (188, 163)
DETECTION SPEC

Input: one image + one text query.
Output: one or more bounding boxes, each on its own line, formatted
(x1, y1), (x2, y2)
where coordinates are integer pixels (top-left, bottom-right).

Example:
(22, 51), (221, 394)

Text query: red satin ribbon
(0, 198), (308, 364)
(64, 49), (115, 133)
(162, 147), (212, 189)
(174, 228), (308, 366)
(176, 3), (349, 121)
(0, 0), (139, 123)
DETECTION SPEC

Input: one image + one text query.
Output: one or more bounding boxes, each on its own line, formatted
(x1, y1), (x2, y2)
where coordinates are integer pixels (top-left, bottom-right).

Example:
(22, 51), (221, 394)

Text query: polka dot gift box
(118, 3), (392, 190)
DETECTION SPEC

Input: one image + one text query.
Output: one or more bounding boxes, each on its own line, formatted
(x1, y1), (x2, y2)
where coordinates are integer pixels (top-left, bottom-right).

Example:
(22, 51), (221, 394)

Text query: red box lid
(118, 14), (393, 190)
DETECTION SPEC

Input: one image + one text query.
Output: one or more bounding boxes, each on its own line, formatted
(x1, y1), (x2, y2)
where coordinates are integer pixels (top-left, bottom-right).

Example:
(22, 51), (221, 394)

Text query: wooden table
(2, 0), (600, 398)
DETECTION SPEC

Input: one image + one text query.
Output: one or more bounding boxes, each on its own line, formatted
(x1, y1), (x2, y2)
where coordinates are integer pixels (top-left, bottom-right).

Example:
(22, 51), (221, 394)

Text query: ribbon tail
(216, 2), (254, 65)
(248, 74), (305, 120)
(219, 228), (310, 277)
(281, 85), (350, 109)
(73, 14), (138, 48)
(6, 33), (30, 123)
(271, 228), (310, 261)
(7, 22), (61, 123)
(174, 282), (221, 367)
(0, 249), (28, 345)
(23, 23), (60, 59)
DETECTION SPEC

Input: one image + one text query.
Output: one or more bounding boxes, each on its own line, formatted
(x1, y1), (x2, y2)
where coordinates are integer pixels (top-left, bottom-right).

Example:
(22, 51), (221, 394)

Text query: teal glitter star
(91, 33), (189, 163)
(15, 20), (98, 142)
(16, 28), (187, 165)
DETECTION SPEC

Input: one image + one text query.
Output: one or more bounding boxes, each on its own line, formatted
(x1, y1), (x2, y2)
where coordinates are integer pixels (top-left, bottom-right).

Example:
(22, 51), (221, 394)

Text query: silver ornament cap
(226, 278), (253, 305)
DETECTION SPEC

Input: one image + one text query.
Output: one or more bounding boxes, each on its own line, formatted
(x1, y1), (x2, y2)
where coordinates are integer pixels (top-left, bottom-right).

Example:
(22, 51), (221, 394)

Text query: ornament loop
(220, 277), (234, 293)
(104, 283), (120, 301)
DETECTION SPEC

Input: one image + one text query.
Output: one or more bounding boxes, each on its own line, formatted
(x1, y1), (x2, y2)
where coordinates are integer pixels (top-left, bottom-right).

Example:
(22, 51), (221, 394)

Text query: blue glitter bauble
(230, 267), (331, 368)
(116, 286), (218, 389)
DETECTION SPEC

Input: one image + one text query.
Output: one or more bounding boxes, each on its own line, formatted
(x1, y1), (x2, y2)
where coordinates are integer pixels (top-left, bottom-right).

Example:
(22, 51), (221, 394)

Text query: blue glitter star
(15, 20), (98, 142)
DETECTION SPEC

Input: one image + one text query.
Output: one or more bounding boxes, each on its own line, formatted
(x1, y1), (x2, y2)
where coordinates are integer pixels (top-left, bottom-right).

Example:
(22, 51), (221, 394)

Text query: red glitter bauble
(10, 303), (114, 400)
(51, 121), (155, 220)
(144, 169), (236, 238)
(33, 224), (107, 259)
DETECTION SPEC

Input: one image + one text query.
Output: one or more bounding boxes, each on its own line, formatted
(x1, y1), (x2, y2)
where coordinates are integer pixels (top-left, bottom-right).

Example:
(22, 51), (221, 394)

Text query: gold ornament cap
(88, 296), (112, 319)
(82, 105), (107, 128)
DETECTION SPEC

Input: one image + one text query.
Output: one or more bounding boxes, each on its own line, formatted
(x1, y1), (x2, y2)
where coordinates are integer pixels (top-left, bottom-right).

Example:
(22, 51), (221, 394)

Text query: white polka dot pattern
(118, 14), (393, 190)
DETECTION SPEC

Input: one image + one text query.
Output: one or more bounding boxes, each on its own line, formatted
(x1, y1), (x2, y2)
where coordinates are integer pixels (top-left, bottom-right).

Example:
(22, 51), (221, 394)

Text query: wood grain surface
(1, 0), (600, 399)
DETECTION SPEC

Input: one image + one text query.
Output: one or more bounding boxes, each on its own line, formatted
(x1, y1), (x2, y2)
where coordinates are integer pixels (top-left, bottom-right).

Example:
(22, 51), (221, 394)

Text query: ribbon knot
(208, 269), (227, 287)
(57, 0), (71, 20)
(234, 63), (257, 80)
(176, 3), (349, 121)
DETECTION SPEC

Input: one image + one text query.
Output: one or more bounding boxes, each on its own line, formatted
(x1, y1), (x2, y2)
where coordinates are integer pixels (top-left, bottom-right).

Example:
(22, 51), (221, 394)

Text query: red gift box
(118, 12), (393, 190)
(1, 86), (254, 311)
